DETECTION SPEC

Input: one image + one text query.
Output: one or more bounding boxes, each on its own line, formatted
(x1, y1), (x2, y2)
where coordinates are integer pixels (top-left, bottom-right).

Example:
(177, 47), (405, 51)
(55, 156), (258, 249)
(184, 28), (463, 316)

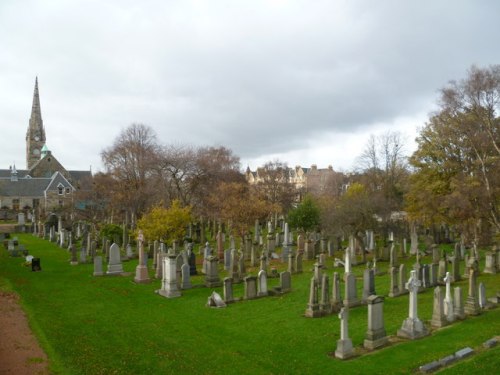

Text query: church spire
(26, 77), (46, 169)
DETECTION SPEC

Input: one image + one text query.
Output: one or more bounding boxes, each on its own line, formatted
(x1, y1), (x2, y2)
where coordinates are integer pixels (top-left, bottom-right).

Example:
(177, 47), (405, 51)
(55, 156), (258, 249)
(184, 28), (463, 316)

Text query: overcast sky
(1, 0), (499, 173)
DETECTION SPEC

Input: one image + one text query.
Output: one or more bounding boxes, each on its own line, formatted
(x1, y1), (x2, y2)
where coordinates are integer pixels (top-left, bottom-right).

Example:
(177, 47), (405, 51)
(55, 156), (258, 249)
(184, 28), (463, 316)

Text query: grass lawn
(1, 233), (499, 374)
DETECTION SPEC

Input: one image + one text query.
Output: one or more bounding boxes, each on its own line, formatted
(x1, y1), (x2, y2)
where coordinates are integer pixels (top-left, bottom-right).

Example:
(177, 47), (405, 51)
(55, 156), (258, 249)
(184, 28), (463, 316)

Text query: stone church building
(0, 78), (92, 218)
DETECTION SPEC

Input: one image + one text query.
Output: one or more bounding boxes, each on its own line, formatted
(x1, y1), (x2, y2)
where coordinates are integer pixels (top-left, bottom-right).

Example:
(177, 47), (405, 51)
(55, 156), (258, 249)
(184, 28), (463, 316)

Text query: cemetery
(0, 225), (499, 374)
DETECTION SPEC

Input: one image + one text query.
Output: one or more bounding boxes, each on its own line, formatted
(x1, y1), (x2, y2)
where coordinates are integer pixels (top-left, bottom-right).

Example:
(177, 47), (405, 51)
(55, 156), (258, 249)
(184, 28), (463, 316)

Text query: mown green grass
(1, 234), (499, 374)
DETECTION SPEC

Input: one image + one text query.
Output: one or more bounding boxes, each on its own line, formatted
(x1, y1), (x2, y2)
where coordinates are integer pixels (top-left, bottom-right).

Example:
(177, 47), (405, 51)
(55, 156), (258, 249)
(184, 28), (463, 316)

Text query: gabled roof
(45, 172), (74, 192)
(0, 177), (51, 197)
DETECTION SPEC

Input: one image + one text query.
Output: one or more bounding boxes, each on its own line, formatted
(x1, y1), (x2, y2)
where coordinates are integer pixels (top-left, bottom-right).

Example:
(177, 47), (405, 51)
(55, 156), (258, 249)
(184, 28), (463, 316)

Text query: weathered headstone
(280, 271), (291, 293)
(431, 287), (448, 328)
(343, 272), (360, 308)
(464, 269), (480, 316)
(388, 267), (399, 297)
(93, 256), (103, 276)
(205, 256), (222, 287)
(364, 295), (388, 350)
(223, 277), (234, 303)
(134, 231), (150, 283)
(478, 282), (486, 309)
(69, 244), (78, 265)
(319, 274), (332, 315)
(362, 268), (376, 302)
(257, 270), (268, 297)
(443, 272), (455, 322)
(305, 277), (320, 317)
(181, 263), (192, 290)
(484, 252), (497, 274)
(244, 275), (257, 300)
(295, 252), (303, 273)
(158, 253), (181, 298)
(331, 272), (342, 312)
(453, 286), (465, 320)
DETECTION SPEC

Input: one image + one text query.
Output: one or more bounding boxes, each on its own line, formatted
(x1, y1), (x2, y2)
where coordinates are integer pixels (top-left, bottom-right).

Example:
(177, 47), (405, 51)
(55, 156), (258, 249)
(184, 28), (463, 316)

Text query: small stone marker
(207, 291), (226, 308)
(93, 256), (103, 276)
(454, 347), (474, 359)
(305, 277), (320, 317)
(244, 276), (257, 300)
(181, 263), (192, 289)
(223, 277), (234, 303)
(419, 361), (441, 373)
(279, 271), (291, 293)
(257, 270), (268, 297)
(483, 338), (498, 349)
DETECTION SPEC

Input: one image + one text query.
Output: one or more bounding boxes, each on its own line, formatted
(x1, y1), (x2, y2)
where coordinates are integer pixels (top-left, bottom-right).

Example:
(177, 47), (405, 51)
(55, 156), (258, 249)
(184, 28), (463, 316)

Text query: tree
(407, 65), (500, 242)
(329, 182), (377, 237)
(288, 194), (321, 232)
(137, 200), (192, 243)
(208, 181), (269, 241)
(357, 131), (409, 233)
(101, 123), (159, 222)
(253, 160), (296, 218)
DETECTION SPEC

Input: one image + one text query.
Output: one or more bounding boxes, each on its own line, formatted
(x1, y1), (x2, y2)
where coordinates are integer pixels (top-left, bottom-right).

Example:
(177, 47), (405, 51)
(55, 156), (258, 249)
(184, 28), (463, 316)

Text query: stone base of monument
(335, 339), (354, 359)
(397, 317), (429, 339)
(364, 336), (389, 350)
(305, 303), (321, 318)
(134, 265), (151, 283)
(364, 329), (389, 350)
(157, 288), (181, 298)
(464, 296), (481, 316)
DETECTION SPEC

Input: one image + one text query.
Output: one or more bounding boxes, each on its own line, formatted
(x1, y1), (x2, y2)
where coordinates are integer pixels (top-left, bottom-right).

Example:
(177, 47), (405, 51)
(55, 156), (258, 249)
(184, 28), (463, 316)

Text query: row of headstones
(334, 269), (499, 360)
(221, 270), (292, 304)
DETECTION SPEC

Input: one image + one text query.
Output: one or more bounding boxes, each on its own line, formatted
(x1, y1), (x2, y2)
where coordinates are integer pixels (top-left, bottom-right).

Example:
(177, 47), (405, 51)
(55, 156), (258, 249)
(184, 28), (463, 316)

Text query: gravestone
(70, 245), (78, 266)
(158, 253), (182, 298)
(335, 308), (354, 359)
(397, 270), (429, 339)
(107, 243), (124, 275)
(155, 253), (164, 279)
(223, 277), (234, 303)
(134, 231), (150, 283)
(305, 277), (320, 317)
(280, 271), (291, 293)
(288, 253), (295, 274)
(206, 291), (226, 308)
(453, 286), (465, 320)
(126, 244), (134, 259)
(295, 252), (303, 273)
(188, 250), (197, 275)
(429, 263), (439, 287)
(478, 282), (486, 309)
(181, 263), (192, 289)
(216, 230), (224, 260)
(484, 252), (497, 274)
(319, 274), (332, 315)
(451, 256), (461, 282)
(464, 269), (480, 316)
(331, 272), (342, 312)
(343, 272), (360, 308)
(257, 270), (268, 297)
(224, 249), (232, 271)
(422, 264), (430, 288)
(80, 247), (87, 263)
(443, 272), (455, 322)
(244, 276), (257, 300)
(205, 256), (222, 287)
(362, 268), (376, 302)
(399, 264), (408, 295)
(388, 267), (399, 297)
(364, 295), (388, 350)
(93, 256), (103, 276)
(431, 287), (448, 328)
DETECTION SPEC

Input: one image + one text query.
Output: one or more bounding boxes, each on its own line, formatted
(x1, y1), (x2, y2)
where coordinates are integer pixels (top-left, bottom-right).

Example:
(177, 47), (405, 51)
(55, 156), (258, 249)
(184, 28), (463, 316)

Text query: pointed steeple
(29, 76), (44, 134)
(26, 77), (47, 169)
